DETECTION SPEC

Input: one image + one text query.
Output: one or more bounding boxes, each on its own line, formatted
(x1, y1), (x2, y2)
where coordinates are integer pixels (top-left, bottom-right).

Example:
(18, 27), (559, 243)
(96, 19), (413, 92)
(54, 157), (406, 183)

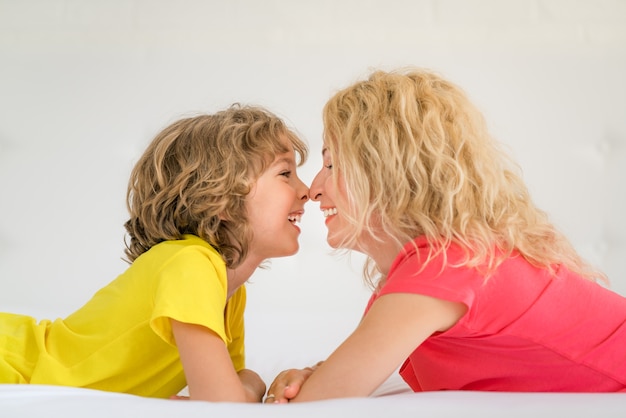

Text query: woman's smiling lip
(321, 207), (337, 218)
(319, 206), (337, 226)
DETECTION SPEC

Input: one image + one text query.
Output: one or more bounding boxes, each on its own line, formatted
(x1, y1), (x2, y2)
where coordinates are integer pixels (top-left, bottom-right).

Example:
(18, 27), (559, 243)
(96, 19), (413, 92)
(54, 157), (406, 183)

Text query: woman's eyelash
(280, 170), (292, 177)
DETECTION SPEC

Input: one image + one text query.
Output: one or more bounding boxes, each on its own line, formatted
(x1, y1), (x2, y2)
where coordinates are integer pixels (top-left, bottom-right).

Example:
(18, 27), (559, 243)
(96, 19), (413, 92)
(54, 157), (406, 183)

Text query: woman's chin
(326, 233), (344, 250)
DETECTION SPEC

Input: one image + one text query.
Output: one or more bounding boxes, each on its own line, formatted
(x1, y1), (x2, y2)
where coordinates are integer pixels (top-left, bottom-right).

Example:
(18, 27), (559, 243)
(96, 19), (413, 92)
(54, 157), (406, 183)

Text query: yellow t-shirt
(0, 235), (246, 398)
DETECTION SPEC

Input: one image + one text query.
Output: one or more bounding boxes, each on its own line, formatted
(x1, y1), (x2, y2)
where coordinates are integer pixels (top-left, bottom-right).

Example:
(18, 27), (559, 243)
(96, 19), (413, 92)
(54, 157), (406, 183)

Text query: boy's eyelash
(324, 164), (333, 169)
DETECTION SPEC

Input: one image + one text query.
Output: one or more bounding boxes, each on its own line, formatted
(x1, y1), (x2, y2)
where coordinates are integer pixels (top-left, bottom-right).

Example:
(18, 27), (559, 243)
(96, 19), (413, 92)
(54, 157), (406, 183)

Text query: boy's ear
(218, 207), (239, 222)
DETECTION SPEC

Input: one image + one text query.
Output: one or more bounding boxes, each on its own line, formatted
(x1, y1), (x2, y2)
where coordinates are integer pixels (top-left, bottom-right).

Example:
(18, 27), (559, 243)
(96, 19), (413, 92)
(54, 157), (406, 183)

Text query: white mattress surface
(2, 382), (626, 418)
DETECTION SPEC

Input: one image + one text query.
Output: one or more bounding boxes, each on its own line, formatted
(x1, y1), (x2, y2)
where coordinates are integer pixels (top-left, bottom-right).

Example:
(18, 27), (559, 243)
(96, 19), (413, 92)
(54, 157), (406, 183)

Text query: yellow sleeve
(226, 285), (246, 371)
(150, 247), (229, 346)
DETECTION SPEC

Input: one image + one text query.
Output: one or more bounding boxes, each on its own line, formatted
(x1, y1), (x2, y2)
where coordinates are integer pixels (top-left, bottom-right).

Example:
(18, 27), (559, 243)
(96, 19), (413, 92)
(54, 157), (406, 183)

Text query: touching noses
(309, 170), (323, 201)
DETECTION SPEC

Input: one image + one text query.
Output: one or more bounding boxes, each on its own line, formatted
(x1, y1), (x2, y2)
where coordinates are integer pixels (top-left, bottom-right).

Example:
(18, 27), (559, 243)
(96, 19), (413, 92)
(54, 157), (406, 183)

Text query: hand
(238, 369), (266, 403)
(264, 362), (323, 404)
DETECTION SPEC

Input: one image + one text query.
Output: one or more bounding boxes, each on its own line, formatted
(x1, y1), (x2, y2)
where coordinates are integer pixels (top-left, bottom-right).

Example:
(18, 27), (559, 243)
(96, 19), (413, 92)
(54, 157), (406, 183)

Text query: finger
(265, 382), (287, 403)
(283, 383), (301, 399)
(265, 371), (291, 403)
(279, 371), (309, 400)
(267, 370), (301, 403)
(263, 393), (278, 404)
(268, 367), (316, 402)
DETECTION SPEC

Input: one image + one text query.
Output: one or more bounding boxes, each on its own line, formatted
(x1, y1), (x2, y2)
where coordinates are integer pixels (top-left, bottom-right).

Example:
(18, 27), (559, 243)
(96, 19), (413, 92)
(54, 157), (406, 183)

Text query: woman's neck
(361, 236), (405, 277)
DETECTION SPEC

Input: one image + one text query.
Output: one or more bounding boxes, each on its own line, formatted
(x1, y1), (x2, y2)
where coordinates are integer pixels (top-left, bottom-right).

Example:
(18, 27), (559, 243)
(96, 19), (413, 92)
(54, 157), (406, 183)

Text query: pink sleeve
(376, 247), (479, 309)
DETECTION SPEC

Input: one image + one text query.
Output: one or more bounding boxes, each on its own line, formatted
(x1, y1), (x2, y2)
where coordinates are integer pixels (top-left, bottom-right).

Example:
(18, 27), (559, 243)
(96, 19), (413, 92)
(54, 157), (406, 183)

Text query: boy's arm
(171, 319), (265, 402)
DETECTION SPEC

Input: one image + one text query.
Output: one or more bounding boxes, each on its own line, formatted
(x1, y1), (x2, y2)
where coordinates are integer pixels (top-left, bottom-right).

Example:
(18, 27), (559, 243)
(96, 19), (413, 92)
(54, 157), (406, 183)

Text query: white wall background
(1, 0), (625, 382)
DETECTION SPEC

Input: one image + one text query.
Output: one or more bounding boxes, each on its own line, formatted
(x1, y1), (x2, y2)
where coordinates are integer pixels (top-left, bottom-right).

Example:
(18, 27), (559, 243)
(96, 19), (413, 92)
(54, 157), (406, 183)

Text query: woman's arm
(171, 319), (265, 402)
(290, 293), (466, 402)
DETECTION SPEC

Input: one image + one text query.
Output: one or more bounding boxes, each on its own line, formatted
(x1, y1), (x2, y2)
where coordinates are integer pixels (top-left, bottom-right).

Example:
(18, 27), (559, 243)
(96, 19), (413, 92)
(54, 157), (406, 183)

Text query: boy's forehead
(270, 151), (296, 166)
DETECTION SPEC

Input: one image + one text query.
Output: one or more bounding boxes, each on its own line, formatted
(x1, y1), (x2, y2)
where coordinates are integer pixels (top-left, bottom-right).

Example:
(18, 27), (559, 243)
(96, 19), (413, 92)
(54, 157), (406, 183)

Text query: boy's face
(245, 140), (309, 261)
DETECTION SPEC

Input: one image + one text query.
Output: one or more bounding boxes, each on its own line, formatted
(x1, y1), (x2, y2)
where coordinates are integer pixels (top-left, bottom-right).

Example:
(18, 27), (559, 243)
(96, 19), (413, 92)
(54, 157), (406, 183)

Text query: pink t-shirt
(366, 237), (626, 392)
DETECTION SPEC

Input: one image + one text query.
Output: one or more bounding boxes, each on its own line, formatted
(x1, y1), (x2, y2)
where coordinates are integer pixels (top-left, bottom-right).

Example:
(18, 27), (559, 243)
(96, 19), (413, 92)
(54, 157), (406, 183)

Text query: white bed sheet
(2, 376), (625, 418)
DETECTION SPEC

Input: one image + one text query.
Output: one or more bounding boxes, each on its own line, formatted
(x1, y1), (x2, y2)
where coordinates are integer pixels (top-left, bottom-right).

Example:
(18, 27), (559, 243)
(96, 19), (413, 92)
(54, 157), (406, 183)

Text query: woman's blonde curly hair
(323, 68), (605, 288)
(124, 104), (308, 267)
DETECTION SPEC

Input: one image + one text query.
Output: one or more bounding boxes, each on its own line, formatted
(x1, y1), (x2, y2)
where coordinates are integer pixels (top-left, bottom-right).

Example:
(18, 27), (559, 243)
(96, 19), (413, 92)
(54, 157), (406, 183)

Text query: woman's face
(309, 144), (355, 250)
(310, 142), (403, 274)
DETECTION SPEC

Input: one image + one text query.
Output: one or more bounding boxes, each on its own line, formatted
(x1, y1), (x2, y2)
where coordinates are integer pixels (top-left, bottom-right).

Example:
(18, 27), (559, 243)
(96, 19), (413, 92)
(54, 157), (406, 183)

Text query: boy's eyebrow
(273, 156), (296, 166)
(321, 147), (328, 156)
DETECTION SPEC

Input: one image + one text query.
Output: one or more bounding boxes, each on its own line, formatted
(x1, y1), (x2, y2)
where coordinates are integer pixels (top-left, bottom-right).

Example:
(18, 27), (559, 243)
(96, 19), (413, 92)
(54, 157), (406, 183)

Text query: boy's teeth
(323, 208), (338, 217)
(288, 214), (302, 223)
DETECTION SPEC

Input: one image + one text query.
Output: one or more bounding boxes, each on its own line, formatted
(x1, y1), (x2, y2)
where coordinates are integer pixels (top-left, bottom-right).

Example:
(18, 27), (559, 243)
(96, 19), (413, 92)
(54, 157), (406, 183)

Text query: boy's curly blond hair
(124, 104), (308, 267)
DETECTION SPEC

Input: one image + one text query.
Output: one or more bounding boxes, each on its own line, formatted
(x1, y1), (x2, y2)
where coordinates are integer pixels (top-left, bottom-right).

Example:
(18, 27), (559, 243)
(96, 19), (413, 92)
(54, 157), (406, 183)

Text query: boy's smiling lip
(288, 210), (304, 229)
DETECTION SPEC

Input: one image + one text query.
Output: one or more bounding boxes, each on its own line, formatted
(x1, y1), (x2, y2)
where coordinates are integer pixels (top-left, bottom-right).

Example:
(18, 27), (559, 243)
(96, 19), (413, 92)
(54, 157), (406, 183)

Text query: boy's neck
(225, 256), (262, 298)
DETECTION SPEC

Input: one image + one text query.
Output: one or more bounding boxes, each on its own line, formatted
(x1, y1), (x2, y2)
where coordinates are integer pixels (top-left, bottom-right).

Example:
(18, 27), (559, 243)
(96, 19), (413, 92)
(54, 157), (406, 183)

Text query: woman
(266, 68), (626, 403)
